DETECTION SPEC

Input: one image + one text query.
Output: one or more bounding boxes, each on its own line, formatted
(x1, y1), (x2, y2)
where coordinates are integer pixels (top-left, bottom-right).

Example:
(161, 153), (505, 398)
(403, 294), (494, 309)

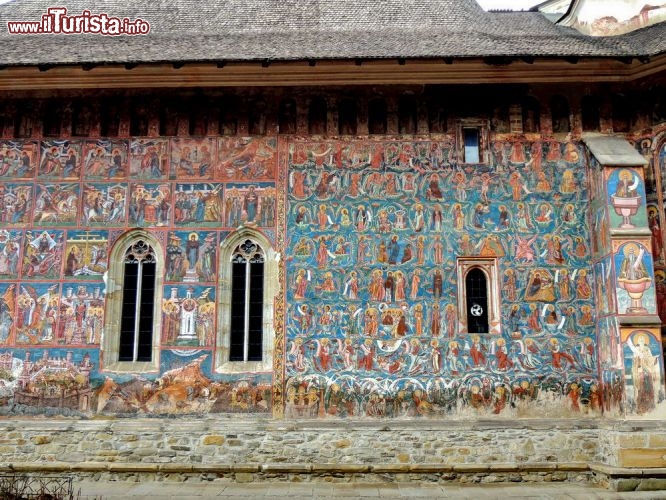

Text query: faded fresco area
(284, 138), (599, 418)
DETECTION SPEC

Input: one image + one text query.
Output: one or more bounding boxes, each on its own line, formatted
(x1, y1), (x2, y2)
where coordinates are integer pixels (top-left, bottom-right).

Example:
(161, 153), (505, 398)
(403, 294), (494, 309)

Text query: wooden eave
(1, 54), (665, 90)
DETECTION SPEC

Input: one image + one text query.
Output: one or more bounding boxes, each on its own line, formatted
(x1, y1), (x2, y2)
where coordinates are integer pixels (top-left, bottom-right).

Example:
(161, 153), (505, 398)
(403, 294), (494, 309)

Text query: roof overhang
(0, 54), (664, 90)
(583, 133), (649, 166)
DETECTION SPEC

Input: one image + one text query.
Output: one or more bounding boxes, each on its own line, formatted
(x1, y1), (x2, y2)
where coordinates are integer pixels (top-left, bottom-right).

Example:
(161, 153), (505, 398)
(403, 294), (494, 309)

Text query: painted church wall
(0, 136), (279, 417)
(284, 136), (599, 418)
(0, 120), (663, 419)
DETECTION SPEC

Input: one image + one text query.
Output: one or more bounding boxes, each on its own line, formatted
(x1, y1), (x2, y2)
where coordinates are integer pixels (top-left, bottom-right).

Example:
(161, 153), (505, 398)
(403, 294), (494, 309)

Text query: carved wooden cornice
(1, 55), (665, 90)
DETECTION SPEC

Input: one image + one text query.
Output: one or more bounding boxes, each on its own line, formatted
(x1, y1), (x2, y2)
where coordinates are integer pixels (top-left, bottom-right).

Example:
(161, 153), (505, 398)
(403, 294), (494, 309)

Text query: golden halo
(622, 242), (640, 257)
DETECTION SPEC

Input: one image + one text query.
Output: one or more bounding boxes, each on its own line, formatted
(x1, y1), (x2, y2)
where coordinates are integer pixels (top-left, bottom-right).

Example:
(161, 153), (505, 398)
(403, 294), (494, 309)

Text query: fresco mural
(165, 230), (218, 283)
(0, 140), (38, 179)
(0, 184), (33, 227)
(613, 240), (657, 315)
(607, 167), (648, 230)
(129, 138), (169, 180)
(21, 230), (64, 280)
(621, 328), (665, 416)
(33, 183), (79, 226)
(0, 132), (279, 417)
(128, 182), (171, 227)
(38, 140), (81, 179)
(161, 284), (216, 347)
(15, 282), (60, 345)
(225, 183), (276, 228)
(285, 137), (598, 418)
(81, 183), (127, 227)
(0, 126), (663, 420)
(63, 230), (108, 279)
(0, 349), (98, 414)
(58, 283), (104, 346)
(0, 230), (22, 279)
(82, 140), (129, 180)
(173, 183), (224, 227)
(216, 137), (277, 180)
(170, 138), (215, 180)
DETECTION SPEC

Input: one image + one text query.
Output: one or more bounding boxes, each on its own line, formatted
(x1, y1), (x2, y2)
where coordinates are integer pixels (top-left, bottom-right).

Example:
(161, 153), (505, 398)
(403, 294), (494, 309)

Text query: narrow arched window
(230, 240), (265, 362)
(465, 268), (489, 334)
(119, 240), (157, 362)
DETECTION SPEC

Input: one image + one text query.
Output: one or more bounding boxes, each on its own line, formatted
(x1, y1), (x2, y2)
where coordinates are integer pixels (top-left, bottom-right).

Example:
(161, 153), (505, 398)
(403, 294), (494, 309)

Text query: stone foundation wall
(1, 418), (664, 489)
(0, 418), (603, 468)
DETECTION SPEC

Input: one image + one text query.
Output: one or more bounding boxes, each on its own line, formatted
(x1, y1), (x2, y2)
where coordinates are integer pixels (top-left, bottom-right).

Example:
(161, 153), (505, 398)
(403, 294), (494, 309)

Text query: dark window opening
(463, 128), (480, 164)
(230, 240), (265, 362)
(119, 240), (156, 362)
(465, 268), (489, 334)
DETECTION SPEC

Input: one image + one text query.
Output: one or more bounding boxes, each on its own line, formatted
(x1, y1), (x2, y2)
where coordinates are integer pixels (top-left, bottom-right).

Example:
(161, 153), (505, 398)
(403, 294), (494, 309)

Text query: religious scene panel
(82, 139), (129, 180)
(285, 138), (597, 419)
(0, 140), (38, 179)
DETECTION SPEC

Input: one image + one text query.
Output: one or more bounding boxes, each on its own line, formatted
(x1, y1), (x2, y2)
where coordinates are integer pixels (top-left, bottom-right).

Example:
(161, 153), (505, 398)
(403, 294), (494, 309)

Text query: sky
(476, 0), (543, 9)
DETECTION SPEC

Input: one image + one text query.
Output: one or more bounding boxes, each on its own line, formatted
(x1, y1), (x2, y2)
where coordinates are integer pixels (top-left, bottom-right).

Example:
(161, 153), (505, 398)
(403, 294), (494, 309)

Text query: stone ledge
(262, 464), (312, 473)
(312, 464), (371, 473)
(590, 463), (666, 478)
(452, 464), (489, 473)
(0, 462), (592, 476)
(408, 464), (454, 473)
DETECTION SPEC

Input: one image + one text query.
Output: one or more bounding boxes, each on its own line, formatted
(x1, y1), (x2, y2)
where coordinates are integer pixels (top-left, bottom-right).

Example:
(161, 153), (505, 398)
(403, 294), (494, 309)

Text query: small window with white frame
(102, 230), (163, 372)
(456, 258), (500, 335)
(217, 229), (278, 373)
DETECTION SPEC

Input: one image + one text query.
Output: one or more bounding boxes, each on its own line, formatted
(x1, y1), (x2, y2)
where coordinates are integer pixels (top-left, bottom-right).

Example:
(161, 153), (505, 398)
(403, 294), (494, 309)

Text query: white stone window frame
(456, 118), (490, 165)
(217, 228), (279, 374)
(102, 229), (163, 373)
(456, 257), (501, 335)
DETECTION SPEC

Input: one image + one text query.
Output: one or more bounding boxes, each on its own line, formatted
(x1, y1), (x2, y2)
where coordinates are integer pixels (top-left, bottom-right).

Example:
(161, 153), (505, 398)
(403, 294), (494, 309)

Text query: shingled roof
(0, 0), (665, 66)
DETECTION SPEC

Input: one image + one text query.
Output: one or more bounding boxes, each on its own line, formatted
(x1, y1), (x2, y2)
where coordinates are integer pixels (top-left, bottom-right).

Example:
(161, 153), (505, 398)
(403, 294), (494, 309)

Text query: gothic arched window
(230, 240), (265, 362)
(218, 229), (278, 373)
(103, 230), (163, 372)
(119, 240), (157, 361)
